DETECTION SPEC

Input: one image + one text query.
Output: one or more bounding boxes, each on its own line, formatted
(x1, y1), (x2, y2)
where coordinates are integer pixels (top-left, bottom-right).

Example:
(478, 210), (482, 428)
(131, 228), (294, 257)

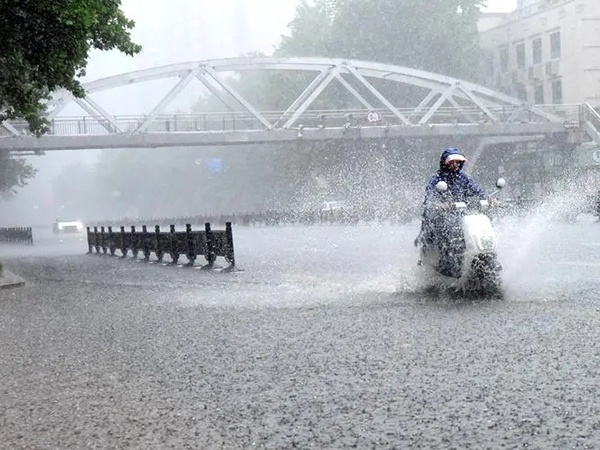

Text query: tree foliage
(0, 152), (37, 199)
(0, 0), (141, 135)
(0, 0), (140, 196)
(278, 0), (484, 79)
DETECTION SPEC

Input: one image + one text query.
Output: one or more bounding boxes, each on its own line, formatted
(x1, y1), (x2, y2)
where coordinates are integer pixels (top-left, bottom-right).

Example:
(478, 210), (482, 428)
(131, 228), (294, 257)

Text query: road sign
(367, 111), (382, 123)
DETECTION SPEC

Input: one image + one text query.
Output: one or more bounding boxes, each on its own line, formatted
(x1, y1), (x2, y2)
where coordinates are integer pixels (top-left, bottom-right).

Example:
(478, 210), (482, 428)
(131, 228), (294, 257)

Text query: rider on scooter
(416, 147), (489, 277)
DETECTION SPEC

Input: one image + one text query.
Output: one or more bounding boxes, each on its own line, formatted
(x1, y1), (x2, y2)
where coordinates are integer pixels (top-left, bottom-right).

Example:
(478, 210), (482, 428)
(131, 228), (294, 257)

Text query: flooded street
(1, 219), (600, 448)
(3, 0), (600, 447)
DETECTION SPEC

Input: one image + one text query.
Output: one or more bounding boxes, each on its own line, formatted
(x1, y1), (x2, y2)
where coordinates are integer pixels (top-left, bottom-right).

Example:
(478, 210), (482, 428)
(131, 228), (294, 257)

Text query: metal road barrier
(86, 222), (235, 271)
(0, 227), (33, 245)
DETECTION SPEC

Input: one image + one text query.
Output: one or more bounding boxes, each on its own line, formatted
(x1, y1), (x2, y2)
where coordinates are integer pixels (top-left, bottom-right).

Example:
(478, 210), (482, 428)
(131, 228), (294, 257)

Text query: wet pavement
(1, 219), (600, 449)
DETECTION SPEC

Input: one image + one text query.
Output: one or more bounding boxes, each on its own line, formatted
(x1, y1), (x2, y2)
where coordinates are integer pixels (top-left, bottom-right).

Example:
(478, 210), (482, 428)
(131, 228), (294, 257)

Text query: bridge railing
(5, 104), (582, 137)
(581, 103), (600, 130)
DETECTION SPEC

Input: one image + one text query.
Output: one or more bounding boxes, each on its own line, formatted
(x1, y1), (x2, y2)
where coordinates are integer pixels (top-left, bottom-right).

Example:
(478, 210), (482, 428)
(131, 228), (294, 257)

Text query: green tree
(0, 0), (141, 134)
(0, 152), (37, 199)
(279, 0), (484, 80)
(0, 0), (141, 196)
(332, 0), (484, 79)
(277, 0), (337, 59)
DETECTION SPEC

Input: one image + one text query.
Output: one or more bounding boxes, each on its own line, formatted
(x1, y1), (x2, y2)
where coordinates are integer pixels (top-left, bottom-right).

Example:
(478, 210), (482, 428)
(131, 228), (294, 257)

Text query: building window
(534, 84), (544, 104)
(550, 31), (561, 59)
(499, 47), (509, 72)
(551, 79), (562, 104)
(515, 42), (526, 69)
(532, 37), (542, 64)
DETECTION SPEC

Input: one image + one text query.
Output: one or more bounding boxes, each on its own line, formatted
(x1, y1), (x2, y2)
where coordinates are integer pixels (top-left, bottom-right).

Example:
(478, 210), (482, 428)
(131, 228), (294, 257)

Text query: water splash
(497, 177), (598, 299)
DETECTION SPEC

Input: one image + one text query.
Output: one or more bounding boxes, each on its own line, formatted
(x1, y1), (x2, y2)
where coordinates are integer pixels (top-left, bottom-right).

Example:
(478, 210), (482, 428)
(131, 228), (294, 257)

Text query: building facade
(479, 0), (600, 107)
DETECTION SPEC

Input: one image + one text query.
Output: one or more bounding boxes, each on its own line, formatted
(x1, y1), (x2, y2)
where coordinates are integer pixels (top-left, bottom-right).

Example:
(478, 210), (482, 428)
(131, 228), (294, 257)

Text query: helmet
(439, 147), (467, 172)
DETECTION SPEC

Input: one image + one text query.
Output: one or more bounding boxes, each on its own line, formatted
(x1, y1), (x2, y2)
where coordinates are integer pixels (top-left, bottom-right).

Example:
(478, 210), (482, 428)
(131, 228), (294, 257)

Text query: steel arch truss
(1, 56), (564, 138)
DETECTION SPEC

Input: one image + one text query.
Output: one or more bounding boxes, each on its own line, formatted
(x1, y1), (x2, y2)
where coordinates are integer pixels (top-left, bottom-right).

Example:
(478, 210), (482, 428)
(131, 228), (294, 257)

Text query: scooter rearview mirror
(496, 178), (506, 189)
(436, 181), (448, 193)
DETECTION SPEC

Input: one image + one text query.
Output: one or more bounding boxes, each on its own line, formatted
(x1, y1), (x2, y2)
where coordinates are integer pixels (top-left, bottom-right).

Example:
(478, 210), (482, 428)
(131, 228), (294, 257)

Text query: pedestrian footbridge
(0, 57), (598, 152)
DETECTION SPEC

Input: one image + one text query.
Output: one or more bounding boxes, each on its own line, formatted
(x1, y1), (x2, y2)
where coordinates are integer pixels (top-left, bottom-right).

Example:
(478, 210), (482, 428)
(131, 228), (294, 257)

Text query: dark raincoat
(417, 148), (488, 247)
(424, 148), (487, 205)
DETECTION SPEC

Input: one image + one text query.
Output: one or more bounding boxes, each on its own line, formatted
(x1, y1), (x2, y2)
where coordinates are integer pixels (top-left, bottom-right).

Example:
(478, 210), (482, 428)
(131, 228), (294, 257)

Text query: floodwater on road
(3, 216), (600, 306)
(1, 217), (600, 449)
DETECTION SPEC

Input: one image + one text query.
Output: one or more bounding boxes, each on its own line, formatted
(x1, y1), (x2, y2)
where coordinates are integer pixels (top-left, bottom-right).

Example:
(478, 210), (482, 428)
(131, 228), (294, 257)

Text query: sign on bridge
(367, 111), (383, 123)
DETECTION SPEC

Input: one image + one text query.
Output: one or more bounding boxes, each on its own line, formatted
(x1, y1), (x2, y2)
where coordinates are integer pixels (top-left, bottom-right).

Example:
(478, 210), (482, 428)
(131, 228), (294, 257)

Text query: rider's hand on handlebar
(432, 201), (451, 210)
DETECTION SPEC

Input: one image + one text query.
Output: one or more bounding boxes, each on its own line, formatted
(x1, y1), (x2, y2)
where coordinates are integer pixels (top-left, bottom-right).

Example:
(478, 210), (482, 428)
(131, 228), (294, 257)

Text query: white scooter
(417, 178), (506, 295)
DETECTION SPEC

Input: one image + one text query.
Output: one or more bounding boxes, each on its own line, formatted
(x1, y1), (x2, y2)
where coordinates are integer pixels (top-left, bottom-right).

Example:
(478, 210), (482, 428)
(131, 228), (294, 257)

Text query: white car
(53, 218), (85, 234)
(320, 201), (347, 212)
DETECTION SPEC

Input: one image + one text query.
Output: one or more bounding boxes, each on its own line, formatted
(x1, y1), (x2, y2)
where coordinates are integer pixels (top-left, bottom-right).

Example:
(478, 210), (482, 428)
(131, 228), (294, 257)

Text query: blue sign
(206, 157), (224, 173)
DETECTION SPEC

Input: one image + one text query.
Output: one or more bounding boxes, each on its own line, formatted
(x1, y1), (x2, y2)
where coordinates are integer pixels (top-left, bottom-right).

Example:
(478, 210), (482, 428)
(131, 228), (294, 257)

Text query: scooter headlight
(478, 236), (495, 251)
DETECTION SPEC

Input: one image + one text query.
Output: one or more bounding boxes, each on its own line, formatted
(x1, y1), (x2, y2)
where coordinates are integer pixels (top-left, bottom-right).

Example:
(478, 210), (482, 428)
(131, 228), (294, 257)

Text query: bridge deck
(0, 54), (590, 151)
(0, 121), (572, 151)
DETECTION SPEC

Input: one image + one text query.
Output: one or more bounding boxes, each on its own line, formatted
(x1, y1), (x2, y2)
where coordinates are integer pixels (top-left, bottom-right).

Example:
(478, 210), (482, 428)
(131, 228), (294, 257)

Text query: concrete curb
(0, 266), (26, 289)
